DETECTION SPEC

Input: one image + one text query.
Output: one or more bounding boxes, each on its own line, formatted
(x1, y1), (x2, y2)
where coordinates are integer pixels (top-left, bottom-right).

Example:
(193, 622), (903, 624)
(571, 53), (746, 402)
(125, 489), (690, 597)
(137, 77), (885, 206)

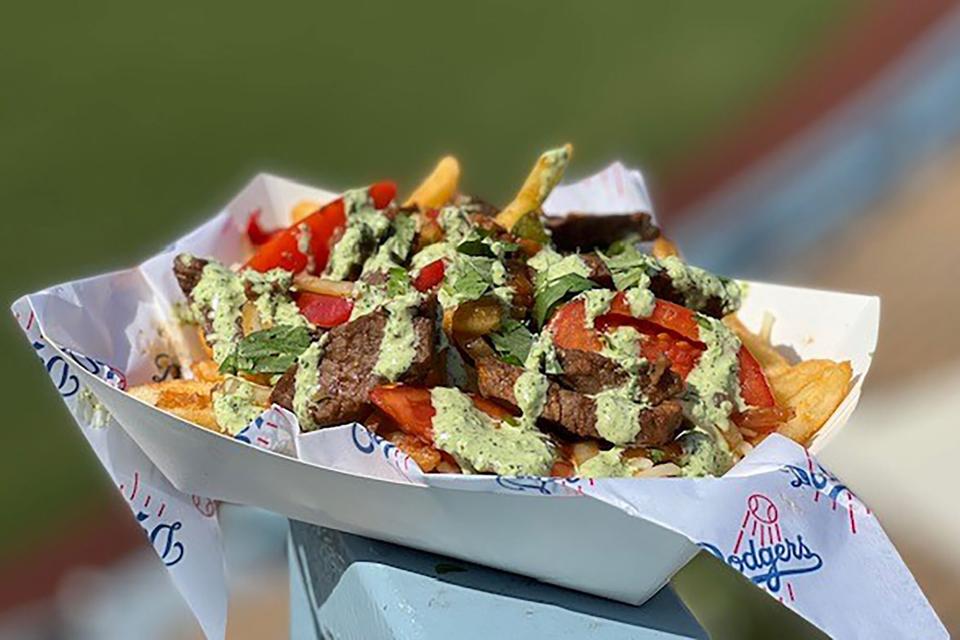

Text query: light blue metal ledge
(288, 521), (707, 640)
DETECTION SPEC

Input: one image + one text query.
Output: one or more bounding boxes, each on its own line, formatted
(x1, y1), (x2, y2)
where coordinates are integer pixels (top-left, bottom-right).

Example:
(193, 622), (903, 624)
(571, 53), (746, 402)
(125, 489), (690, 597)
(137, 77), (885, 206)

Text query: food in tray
(128, 145), (852, 478)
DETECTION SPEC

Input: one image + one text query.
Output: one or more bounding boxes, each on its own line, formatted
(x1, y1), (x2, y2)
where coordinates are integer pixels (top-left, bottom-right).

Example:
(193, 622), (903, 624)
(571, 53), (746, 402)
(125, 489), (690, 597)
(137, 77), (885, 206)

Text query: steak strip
(555, 348), (682, 406)
(546, 212), (659, 252)
(271, 308), (436, 429)
(582, 252), (730, 319)
(475, 357), (683, 447)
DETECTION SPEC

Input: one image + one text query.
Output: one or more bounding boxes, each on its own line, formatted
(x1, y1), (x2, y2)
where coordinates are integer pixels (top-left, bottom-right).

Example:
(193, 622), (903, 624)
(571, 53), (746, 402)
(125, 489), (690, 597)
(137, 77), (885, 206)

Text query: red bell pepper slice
(413, 259), (445, 292)
(296, 292), (354, 328)
(549, 295), (776, 408)
(245, 180), (396, 274)
(369, 385), (513, 446)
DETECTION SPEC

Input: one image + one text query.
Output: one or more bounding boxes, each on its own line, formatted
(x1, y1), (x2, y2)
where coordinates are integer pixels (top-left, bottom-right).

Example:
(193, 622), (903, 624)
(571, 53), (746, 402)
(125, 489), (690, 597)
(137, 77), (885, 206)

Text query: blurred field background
(3, 1), (959, 638)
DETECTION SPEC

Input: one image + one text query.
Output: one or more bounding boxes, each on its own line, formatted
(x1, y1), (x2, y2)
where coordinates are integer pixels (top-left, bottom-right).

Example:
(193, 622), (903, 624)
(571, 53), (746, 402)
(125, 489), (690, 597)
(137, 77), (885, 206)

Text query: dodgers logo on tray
(781, 451), (867, 534)
(495, 475), (586, 495)
(700, 493), (822, 603)
(121, 471), (185, 567)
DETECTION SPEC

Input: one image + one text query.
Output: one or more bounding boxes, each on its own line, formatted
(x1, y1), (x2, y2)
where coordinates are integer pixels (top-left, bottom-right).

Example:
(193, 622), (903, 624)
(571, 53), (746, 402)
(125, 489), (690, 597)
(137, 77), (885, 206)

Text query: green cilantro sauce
(536, 146), (571, 201)
(660, 256), (742, 315)
(599, 326), (646, 378)
(362, 213), (416, 277)
(593, 388), (642, 445)
(525, 328), (562, 374)
(297, 223), (315, 273)
(243, 268), (308, 329)
(580, 289), (616, 327)
(679, 431), (733, 478)
(684, 314), (744, 432)
(430, 387), (555, 475)
(577, 447), (645, 478)
(293, 339), (324, 431)
(624, 284), (655, 317)
(325, 189), (391, 280)
(213, 376), (267, 435)
(599, 247), (742, 315)
(513, 370), (548, 430)
(190, 260), (248, 364)
(373, 291), (421, 381)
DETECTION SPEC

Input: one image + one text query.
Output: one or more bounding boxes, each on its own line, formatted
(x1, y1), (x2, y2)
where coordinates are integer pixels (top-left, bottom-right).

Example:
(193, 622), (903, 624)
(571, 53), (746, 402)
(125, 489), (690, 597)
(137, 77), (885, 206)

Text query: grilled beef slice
(555, 348), (682, 406)
(582, 252), (730, 319)
(174, 254), (208, 297)
(546, 212), (659, 252)
(272, 308), (435, 429)
(475, 357), (683, 447)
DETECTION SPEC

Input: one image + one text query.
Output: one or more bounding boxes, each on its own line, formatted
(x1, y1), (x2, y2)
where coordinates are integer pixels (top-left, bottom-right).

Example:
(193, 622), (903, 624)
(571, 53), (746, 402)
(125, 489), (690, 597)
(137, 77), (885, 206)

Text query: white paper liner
(12, 164), (945, 639)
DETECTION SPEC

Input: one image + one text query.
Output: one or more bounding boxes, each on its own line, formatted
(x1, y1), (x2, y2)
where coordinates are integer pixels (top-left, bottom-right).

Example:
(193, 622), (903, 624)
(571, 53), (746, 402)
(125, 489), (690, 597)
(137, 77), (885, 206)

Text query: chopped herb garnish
(532, 273), (596, 327)
(220, 325), (312, 375)
(490, 318), (535, 366)
(456, 239), (496, 258)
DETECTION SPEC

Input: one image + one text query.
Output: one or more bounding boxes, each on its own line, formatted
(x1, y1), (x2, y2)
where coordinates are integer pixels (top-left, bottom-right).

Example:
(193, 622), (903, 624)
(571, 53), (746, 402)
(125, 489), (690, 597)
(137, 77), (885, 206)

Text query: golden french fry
(723, 315), (791, 372)
(652, 236), (680, 260)
(128, 380), (221, 432)
(384, 431), (442, 472)
(403, 156), (461, 209)
(769, 359), (852, 444)
(191, 359), (223, 383)
(293, 273), (355, 297)
(291, 200), (321, 224)
(197, 326), (214, 359)
(495, 144), (573, 231)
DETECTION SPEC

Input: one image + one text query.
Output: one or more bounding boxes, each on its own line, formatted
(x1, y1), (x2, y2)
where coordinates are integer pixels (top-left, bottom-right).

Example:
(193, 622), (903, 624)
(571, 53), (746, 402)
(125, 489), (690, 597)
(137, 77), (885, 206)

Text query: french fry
(291, 200), (321, 224)
(293, 273), (354, 297)
(768, 359), (852, 444)
(723, 315), (791, 373)
(495, 144), (573, 231)
(191, 359), (223, 383)
(384, 431), (442, 472)
(652, 236), (680, 260)
(197, 326), (214, 359)
(403, 156), (461, 210)
(128, 380), (221, 432)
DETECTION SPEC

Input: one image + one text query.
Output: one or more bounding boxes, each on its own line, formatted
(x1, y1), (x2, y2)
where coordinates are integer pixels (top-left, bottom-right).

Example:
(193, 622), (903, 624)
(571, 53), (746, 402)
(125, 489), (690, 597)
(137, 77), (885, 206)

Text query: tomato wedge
(296, 292), (354, 328)
(412, 259), (445, 292)
(549, 295), (776, 408)
(245, 180), (396, 274)
(370, 385), (513, 445)
(246, 210), (277, 245)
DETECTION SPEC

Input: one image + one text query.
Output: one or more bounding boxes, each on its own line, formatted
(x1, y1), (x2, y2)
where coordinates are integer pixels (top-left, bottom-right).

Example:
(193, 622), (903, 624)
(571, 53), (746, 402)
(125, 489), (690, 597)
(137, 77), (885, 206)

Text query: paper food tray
(13, 166), (945, 640)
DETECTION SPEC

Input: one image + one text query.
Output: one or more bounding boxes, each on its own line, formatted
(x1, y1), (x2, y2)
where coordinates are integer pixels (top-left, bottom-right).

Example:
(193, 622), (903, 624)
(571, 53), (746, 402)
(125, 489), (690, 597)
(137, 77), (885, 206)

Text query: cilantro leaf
(219, 325), (312, 375)
(599, 246), (656, 290)
(606, 232), (644, 256)
(456, 239), (496, 258)
(532, 273), (596, 327)
(444, 256), (495, 304)
(489, 318), (535, 366)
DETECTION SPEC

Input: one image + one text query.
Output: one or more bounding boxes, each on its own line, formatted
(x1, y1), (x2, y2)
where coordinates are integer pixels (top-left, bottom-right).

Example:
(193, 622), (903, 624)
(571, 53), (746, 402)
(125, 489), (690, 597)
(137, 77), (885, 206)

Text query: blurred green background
(2, 1), (861, 637)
